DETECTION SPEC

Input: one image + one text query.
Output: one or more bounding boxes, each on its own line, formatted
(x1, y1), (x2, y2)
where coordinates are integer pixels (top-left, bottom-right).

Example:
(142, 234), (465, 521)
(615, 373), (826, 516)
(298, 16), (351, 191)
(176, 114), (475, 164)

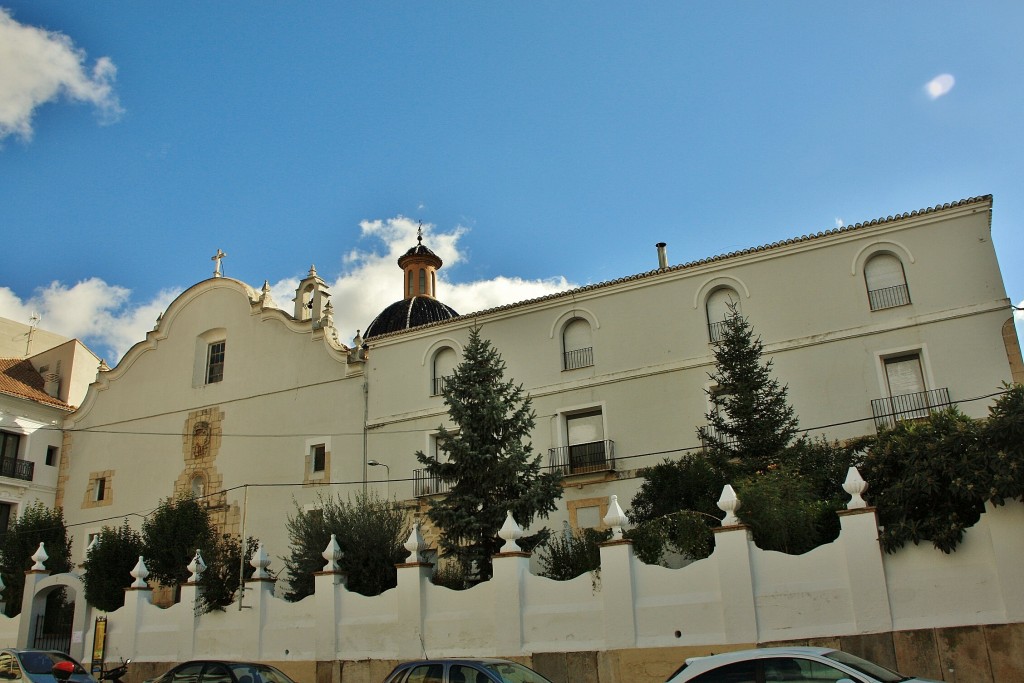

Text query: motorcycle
(99, 660), (130, 683)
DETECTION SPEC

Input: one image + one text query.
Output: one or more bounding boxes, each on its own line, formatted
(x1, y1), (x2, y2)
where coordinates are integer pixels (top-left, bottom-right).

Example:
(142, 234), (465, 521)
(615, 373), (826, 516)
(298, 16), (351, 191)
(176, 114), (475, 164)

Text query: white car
(665, 646), (942, 683)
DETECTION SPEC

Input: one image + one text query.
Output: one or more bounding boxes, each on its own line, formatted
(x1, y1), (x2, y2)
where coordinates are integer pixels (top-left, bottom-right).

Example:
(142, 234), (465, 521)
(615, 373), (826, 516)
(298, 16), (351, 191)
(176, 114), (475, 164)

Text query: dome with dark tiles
(364, 296), (459, 339)
(364, 227), (459, 339)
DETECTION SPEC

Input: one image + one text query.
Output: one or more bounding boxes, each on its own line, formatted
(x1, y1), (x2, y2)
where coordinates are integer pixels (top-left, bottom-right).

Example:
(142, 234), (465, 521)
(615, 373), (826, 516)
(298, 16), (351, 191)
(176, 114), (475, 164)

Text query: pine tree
(417, 326), (562, 581)
(698, 304), (802, 475)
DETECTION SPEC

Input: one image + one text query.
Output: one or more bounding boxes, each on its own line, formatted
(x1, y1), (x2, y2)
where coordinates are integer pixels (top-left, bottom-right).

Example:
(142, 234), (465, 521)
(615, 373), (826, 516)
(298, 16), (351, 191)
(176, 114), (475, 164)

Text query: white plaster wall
(54, 198), (1017, 593)
(39, 499), (1020, 665)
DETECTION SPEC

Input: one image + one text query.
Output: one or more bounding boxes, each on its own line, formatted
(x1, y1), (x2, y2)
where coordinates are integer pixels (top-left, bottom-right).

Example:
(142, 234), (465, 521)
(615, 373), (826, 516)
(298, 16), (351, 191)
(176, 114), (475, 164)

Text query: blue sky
(1, 2), (1021, 363)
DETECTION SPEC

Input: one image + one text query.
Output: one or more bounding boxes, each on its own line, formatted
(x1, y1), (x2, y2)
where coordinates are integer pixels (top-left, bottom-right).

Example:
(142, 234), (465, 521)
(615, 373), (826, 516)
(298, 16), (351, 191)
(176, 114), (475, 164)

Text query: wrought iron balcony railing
(871, 387), (951, 430)
(699, 425), (740, 450)
(0, 457), (34, 482)
(548, 440), (615, 476)
(868, 284), (911, 311)
(431, 375), (451, 396)
(563, 347), (594, 370)
(414, 468), (453, 497)
(708, 320), (728, 343)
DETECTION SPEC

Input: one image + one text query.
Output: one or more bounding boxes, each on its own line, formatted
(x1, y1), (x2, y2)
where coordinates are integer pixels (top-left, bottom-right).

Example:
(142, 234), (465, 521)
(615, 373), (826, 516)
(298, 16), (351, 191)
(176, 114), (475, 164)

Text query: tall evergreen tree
(417, 326), (562, 581)
(699, 304), (803, 474)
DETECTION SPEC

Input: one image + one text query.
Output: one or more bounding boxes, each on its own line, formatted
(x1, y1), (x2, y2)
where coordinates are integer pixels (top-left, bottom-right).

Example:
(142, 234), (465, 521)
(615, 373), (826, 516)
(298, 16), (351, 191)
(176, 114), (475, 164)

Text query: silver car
(665, 646), (942, 683)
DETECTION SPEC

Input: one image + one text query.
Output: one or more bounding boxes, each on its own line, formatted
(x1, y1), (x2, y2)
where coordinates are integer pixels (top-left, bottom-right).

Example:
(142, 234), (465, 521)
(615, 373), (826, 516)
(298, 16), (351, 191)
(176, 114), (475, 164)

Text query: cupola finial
(417, 221), (423, 245)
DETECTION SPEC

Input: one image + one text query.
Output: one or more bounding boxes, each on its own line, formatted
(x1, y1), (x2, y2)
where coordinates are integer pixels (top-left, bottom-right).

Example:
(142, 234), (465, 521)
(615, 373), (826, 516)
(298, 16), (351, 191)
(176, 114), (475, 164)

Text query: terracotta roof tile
(0, 358), (72, 410)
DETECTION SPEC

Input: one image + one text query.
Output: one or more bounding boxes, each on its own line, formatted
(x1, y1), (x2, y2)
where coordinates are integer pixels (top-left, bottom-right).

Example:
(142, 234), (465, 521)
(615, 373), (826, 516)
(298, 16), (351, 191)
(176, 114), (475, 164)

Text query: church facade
(56, 195), (1021, 576)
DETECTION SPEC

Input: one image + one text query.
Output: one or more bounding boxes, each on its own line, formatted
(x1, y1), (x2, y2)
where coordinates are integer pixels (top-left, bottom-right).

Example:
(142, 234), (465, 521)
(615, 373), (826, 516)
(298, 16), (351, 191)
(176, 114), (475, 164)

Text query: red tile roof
(0, 358), (72, 411)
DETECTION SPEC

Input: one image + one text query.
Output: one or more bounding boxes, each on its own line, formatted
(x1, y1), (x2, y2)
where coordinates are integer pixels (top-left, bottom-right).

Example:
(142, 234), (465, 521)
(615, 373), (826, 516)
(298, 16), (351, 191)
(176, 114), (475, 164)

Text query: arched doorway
(18, 573), (91, 662)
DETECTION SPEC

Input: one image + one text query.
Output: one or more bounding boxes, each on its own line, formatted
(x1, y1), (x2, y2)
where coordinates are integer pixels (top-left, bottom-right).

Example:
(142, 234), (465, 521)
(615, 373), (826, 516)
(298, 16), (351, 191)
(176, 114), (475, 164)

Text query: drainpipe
(362, 369), (369, 495)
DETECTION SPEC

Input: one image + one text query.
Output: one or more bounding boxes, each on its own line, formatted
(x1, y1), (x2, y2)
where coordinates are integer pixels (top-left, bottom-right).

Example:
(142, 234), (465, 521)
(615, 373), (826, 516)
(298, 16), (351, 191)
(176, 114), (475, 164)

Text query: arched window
(432, 347), (458, 395)
(419, 268), (426, 295)
(562, 318), (594, 370)
(706, 288), (740, 342)
(407, 270), (414, 297)
(864, 253), (910, 310)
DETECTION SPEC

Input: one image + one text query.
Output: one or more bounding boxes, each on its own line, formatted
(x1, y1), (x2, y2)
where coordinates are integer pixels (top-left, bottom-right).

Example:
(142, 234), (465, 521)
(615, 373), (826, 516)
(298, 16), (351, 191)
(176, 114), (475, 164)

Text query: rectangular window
(312, 444), (326, 472)
(95, 477), (106, 501)
(0, 431), (20, 461)
(206, 341), (226, 384)
(0, 503), (11, 545)
(871, 352), (951, 429)
(550, 409), (613, 474)
(46, 446), (59, 467)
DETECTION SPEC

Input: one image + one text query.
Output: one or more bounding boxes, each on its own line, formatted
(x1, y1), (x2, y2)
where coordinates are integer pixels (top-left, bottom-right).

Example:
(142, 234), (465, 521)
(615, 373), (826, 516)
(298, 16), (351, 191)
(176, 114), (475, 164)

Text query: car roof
(394, 659), (518, 666)
(677, 647), (839, 677)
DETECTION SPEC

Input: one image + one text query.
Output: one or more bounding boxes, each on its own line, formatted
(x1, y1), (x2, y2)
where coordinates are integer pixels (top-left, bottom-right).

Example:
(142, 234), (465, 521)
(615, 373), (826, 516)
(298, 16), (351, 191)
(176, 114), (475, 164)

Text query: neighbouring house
(0, 317), (102, 534)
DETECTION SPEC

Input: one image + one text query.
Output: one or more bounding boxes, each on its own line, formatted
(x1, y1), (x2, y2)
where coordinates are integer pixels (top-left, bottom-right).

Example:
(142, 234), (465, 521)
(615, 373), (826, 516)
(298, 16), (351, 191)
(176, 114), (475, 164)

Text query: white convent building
(56, 195), (1022, 576)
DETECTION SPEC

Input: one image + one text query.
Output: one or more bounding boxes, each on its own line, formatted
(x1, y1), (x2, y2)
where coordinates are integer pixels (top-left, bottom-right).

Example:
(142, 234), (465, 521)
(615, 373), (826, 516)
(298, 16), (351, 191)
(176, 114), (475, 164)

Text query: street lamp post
(367, 460), (390, 499)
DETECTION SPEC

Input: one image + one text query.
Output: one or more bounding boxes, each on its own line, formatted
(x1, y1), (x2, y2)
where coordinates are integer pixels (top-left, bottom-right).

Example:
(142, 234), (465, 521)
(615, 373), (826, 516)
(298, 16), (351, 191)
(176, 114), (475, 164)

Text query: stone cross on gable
(211, 249), (227, 278)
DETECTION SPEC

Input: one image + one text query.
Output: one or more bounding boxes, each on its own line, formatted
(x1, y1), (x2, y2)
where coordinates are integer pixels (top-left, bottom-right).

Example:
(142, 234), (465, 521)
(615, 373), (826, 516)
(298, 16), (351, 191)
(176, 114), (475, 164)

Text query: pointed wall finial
(603, 495), (629, 540)
(187, 549), (207, 582)
(31, 542), (48, 571)
(718, 485), (741, 526)
(131, 556), (150, 588)
(498, 510), (524, 553)
(404, 523), (427, 563)
(843, 467), (868, 509)
(250, 542), (272, 579)
(322, 534), (342, 572)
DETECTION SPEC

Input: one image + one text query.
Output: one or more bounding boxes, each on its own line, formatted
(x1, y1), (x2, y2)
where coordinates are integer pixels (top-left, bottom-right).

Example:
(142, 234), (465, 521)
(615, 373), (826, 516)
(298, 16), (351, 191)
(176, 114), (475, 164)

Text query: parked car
(0, 649), (97, 683)
(383, 659), (553, 683)
(143, 661), (298, 683)
(665, 646), (942, 683)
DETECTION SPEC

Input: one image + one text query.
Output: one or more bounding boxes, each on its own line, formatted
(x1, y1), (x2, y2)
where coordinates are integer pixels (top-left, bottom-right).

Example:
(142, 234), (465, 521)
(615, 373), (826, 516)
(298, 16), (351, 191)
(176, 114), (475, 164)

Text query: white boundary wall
(1, 500), (1019, 664)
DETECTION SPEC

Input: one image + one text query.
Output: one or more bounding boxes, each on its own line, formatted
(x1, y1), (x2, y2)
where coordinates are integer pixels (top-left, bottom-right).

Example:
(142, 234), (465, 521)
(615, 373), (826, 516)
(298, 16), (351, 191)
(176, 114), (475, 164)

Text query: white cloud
(0, 280), (180, 364)
(925, 73), (955, 100)
(0, 8), (122, 142)
(835, 218), (844, 228)
(1, 216), (575, 361)
(273, 216), (575, 345)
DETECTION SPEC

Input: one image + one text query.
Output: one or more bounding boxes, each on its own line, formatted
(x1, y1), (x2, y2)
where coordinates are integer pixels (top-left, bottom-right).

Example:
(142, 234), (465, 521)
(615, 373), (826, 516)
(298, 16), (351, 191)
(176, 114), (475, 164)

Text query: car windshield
(824, 651), (909, 682)
(480, 663), (553, 683)
(20, 653), (86, 676)
(227, 664), (295, 683)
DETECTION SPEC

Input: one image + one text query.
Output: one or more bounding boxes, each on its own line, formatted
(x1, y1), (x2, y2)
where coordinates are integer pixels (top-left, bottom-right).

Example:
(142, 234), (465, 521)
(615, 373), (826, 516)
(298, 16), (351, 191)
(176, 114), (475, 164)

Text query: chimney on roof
(44, 373), (60, 399)
(656, 242), (668, 269)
